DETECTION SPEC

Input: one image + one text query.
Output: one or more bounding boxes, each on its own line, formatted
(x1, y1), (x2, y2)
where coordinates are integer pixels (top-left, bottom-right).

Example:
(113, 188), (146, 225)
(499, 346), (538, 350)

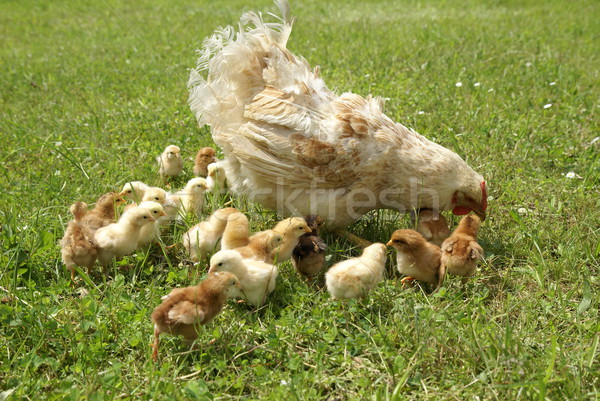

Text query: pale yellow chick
(183, 207), (240, 262)
(94, 207), (155, 268)
(157, 145), (183, 178)
(209, 250), (278, 307)
(441, 214), (484, 283)
(220, 211), (251, 250)
(206, 162), (228, 194)
(119, 181), (150, 202)
(235, 230), (283, 263)
(271, 217), (311, 263)
(325, 243), (387, 299)
(136, 201), (167, 249)
(60, 202), (98, 281)
(168, 177), (208, 219)
(151, 271), (242, 361)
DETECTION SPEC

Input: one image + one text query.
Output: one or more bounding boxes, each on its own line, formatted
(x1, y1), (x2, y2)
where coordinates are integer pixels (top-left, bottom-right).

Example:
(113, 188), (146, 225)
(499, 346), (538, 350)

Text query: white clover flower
(549, 82), (556, 86)
(565, 172), (582, 179)
(543, 103), (552, 109)
(474, 82), (481, 87)
(455, 82), (463, 87)
(525, 62), (532, 67)
(488, 88), (494, 92)
(417, 111), (425, 115)
(517, 208), (528, 215)
(591, 137), (599, 145)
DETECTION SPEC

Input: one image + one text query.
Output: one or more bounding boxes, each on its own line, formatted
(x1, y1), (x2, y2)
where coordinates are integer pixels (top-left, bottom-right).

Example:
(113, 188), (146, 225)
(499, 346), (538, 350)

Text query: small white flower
(455, 82), (463, 87)
(54, 170), (61, 176)
(591, 136), (600, 145)
(525, 62), (532, 67)
(383, 97), (390, 101)
(474, 82), (481, 87)
(517, 208), (528, 215)
(549, 82), (556, 86)
(487, 195), (494, 202)
(417, 111), (425, 115)
(488, 88), (494, 92)
(543, 103), (552, 109)
(565, 172), (582, 179)
(364, 74), (370, 78)
(55, 141), (62, 147)
(280, 380), (289, 386)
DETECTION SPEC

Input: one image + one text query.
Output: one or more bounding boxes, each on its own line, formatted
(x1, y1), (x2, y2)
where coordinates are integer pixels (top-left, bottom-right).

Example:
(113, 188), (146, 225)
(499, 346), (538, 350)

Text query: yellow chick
(235, 230), (283, 263)
(411, 209), (451, 247)
(325, 243), (387, 299)
(193, 147), (217, 177)
(441, 214), (484, 283)
(183, 207), (240, 262)
(168, 177), (209, 219)
(208, 250), (278, 307)
(136, 201), (167, 249)
(157, 145), (183, 178)
(81, 192), (126, 231)
(387, 229), (444, 289)
(119, 181), (150, 202)
(94, 207), (156, 268)
(220, 211), (251, 250)
(206, 162), (228, 194)
(271, 217), (312, 263)
(151, 271), (242, 361)
(60, 202), (98, 281)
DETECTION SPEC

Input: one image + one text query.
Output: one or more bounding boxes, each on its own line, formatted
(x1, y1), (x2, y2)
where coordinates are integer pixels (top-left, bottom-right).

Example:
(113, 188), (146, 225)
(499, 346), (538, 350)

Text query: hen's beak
(474, 208), (486, 222)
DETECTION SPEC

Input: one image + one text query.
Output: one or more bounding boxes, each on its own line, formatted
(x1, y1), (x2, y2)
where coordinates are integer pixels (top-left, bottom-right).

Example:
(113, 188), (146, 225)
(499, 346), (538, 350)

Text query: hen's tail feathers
(188, 0), (327, 139)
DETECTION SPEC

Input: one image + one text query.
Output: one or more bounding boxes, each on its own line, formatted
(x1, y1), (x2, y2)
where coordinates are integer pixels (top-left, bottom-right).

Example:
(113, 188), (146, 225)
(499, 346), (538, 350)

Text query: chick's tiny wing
(167, 301), (206, 325)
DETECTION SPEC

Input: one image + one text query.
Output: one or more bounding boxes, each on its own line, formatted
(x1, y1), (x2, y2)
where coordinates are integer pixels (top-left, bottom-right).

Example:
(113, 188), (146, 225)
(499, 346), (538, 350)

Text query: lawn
(1, 0), (598, 399)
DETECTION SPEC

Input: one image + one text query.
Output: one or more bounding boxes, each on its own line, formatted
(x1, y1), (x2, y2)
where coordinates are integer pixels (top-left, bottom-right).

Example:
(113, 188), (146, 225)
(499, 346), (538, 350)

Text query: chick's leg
(151, 326), (160, 362)
(400, 277), (415, 288)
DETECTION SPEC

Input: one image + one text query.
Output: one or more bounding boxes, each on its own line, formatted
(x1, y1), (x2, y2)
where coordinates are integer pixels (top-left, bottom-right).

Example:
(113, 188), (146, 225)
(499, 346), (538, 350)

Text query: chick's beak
(148, 217), (156, 223)
(207, 266), (215, 274)
(159, 210), (167, 217)
(386, 240), (393, 247)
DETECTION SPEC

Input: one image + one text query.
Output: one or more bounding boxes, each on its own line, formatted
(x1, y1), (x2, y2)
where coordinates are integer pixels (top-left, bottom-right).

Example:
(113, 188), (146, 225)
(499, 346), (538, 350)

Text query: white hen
(188, 1), (487, 229)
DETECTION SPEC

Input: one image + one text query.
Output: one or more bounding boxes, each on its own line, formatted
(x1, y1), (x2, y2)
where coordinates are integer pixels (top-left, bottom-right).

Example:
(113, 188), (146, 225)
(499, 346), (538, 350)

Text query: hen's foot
(401, 277), (415, 288)
(333, 229), (372, 248)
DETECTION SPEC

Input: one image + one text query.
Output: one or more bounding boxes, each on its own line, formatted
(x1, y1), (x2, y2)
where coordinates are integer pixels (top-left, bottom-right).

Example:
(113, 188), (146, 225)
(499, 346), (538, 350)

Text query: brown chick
(387, 229), (444, 289)
(81, 192), (126, 231)
(193, 147), (217, 177)
(235, 230), (283, 263)
(440, 214), (484, 283)
(151, 271), (242, 361)
(411, 209), (451, 247)
(292, 215), (327, 280)
(220, 211), (251, 250)
(60, 202), (98, 281)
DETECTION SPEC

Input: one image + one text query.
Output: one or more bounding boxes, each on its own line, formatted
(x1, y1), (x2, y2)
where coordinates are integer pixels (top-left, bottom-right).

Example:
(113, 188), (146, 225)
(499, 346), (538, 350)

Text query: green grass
(1, 0), (599, 399)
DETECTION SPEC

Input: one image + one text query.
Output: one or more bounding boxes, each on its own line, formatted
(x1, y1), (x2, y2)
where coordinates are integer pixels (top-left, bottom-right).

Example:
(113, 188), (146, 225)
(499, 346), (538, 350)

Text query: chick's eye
(218, 262), (223, 267)
(143, 216), (147, 219)
(127, 190), (132, 193)
(155, 197), (159, 200)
